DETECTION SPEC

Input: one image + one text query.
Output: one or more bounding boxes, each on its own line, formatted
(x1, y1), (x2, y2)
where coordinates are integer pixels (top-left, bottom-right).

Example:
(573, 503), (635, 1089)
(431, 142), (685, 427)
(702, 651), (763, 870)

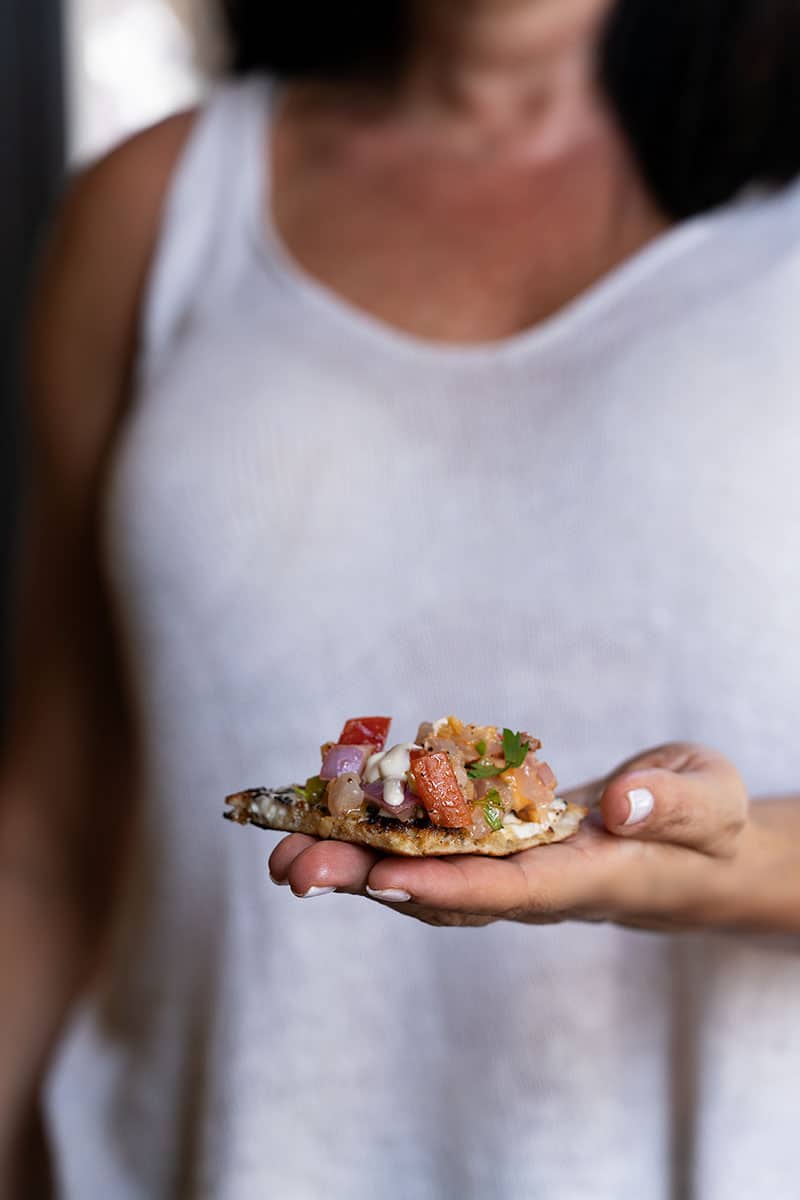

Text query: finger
(282, 839), (381, 898)
(366, 855), (525, 914)
(268, 834), (318, 884)
(600, 746), (748, 856)
(364, 832), (604, 917)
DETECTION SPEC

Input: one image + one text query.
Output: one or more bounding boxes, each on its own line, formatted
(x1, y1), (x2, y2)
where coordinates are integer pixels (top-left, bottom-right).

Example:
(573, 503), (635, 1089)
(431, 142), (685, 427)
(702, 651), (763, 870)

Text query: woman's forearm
(0, 868), (91, 1200)
(0, 857), (90, 1199)
(0, 750), (134, 1200)
(0, 766), (118, 1167)
(0, 852), (98, 1142)
(723, 797), (800, 934)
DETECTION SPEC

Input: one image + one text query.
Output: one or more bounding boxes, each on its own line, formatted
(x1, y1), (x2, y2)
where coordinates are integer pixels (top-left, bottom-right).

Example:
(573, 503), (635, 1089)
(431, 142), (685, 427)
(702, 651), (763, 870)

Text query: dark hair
(223, 3), (412, 82)
(601, 0), (800, 216)
(222, 0), (800, 219)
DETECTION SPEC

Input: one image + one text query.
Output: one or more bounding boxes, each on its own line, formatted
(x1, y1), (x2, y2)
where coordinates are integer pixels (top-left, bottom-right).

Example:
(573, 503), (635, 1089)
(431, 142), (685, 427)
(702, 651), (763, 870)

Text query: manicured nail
(293, 886), (337, 899)
(269, 873), (289, 887)
(366, 886), (412, 903)
(625, 787), (655, 826)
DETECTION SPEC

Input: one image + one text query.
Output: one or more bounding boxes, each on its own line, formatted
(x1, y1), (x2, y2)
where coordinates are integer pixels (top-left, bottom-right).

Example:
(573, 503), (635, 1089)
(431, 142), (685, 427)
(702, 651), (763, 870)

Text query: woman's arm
(268, 744), (800, 934)
(0, 114), (192, 1197)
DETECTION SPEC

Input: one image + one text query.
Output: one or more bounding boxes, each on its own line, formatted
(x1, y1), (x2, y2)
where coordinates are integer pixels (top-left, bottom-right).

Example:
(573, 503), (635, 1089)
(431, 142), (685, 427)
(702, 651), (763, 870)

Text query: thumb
(599, 744), (748, 857)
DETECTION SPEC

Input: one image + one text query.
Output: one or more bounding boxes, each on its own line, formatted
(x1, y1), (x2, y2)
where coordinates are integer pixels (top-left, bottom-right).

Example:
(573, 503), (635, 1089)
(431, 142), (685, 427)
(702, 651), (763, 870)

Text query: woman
(2, 1), (800, 1196)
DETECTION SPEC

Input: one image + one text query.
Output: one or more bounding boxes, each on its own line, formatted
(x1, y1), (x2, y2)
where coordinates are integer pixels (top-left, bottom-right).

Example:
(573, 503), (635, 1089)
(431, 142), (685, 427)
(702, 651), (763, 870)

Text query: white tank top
(48, 77), (800, 1200)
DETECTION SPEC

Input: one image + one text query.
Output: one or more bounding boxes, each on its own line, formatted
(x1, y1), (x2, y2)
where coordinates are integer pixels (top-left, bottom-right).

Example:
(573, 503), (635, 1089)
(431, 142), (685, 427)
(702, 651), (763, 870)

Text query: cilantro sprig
(467, 729), (531, 780)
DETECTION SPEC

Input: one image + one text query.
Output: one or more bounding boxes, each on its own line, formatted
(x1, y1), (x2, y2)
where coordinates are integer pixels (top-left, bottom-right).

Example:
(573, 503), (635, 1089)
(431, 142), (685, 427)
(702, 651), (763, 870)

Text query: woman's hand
(269, 744), (800, 933)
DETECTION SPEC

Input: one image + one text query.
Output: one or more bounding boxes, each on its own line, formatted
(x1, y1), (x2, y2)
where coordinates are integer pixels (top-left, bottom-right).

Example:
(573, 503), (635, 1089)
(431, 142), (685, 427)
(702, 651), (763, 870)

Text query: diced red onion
(320, 744), (368, 781)
(363, 780), (418, 822)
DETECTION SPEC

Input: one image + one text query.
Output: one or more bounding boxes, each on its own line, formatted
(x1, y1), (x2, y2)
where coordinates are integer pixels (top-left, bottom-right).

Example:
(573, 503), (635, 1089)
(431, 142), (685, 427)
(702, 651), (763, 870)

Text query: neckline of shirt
(242, 74), (765, 368)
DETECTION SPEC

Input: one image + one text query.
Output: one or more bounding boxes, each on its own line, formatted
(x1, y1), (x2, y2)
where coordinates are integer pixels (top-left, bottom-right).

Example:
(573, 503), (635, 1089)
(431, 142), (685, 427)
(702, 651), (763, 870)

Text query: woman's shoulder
(618, 178), (800, 347)
(27, 111), (202, 466)
(60, 109), (200, 291)
(701, 178), (800, 283)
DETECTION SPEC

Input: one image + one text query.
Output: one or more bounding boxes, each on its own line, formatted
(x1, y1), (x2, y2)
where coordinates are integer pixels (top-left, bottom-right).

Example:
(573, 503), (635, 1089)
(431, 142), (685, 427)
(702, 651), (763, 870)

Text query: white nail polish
(625, 787), (655, 826)
(366, 886), (412, 903)
(294, 886), (337, 899)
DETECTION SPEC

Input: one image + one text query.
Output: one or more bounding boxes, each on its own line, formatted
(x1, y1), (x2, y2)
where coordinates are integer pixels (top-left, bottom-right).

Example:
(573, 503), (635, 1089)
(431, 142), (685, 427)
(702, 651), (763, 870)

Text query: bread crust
(225, 787), (585, 857)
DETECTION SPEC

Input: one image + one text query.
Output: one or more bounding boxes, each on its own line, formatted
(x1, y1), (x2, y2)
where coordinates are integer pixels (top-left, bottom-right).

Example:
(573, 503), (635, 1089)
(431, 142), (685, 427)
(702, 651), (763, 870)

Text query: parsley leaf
(468, 760), (504, 779)
(502, 728), (531, 771)
(474, 739), (487, 758)
(467, 728), (531, 779)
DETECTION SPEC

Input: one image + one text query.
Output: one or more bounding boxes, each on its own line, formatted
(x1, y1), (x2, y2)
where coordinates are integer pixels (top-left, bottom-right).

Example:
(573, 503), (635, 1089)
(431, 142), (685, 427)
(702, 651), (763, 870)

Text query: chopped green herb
(468, 760), (504, 780)
(467, 728), (532, 780)
(474, 739), (487, 758)
(481, 788), (505, 832)
(295, 775), (328, 806)
(502, 728), (531, 772)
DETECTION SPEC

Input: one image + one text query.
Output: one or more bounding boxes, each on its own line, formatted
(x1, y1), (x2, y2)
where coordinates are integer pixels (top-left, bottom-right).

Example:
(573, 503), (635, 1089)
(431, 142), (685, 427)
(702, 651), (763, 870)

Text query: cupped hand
(268, 744), (753, 931)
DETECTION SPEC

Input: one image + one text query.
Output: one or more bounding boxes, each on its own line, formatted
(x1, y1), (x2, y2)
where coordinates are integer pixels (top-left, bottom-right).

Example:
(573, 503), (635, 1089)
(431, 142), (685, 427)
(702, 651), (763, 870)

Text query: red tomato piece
(338, 717), (392, 752)
(408, 751), (472, 829)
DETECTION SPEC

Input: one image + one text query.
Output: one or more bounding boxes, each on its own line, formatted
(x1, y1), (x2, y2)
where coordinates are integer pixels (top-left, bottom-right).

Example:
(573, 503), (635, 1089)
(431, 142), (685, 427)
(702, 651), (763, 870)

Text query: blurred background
(67, 0), (219, 163)
(1, 0), (220, 705)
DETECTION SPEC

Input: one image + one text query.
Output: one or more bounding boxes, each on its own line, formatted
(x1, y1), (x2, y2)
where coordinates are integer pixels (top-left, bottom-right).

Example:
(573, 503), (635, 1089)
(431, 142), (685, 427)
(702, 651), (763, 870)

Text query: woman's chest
(272, 136), (664, 342)
(109, 298), (800, 790)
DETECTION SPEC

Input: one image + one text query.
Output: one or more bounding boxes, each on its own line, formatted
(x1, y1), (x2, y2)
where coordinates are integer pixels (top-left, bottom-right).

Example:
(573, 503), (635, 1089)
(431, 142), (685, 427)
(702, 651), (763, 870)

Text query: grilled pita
(225, 786), (585, 857)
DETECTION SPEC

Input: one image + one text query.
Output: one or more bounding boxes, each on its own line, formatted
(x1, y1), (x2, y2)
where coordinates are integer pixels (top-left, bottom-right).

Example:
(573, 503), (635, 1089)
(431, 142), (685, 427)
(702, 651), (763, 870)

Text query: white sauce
(382, 779), (407, 809)
(505, 820), (543, 839)
(364, 743), (420, 785)
(503, 799), (566, 837)
(363, 743), (421, 809)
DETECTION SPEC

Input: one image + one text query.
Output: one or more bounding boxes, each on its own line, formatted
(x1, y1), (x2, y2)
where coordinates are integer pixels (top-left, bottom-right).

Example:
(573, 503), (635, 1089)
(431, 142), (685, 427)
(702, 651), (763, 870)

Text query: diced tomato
(408, 750), (472, 829)
(338, 716), (392, 752)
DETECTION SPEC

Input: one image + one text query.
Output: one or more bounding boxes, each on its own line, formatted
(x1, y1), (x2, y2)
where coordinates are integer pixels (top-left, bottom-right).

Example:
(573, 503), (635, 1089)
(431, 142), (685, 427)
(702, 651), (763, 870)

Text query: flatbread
(225, 786), (586, 857)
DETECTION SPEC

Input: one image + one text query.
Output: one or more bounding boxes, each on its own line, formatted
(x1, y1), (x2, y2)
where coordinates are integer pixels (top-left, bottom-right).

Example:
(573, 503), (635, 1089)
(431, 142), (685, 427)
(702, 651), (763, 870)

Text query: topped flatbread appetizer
(225, 716), (585, 856)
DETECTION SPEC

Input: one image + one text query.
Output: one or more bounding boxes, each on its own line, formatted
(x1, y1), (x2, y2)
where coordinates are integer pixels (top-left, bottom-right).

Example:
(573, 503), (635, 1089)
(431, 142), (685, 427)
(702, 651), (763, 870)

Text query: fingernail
(625, 787), (655, 826)
(366, 886), (412, 903)
(269, 873), (289, 887)
(293, 886), (337, 899)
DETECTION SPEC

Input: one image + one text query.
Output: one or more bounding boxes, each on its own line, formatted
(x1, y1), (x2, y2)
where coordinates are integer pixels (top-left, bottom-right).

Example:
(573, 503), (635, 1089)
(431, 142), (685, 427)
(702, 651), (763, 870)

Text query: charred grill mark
(364, 809), (415, 830)
(274, 788), (297, 806)
(362, 809), (470, 838)
(225, 786), (298, 807)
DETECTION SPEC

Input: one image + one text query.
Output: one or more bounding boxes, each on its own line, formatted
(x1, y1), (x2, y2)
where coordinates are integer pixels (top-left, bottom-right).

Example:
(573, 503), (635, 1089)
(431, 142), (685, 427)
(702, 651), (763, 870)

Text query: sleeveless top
(47, 77), (800, 1200)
